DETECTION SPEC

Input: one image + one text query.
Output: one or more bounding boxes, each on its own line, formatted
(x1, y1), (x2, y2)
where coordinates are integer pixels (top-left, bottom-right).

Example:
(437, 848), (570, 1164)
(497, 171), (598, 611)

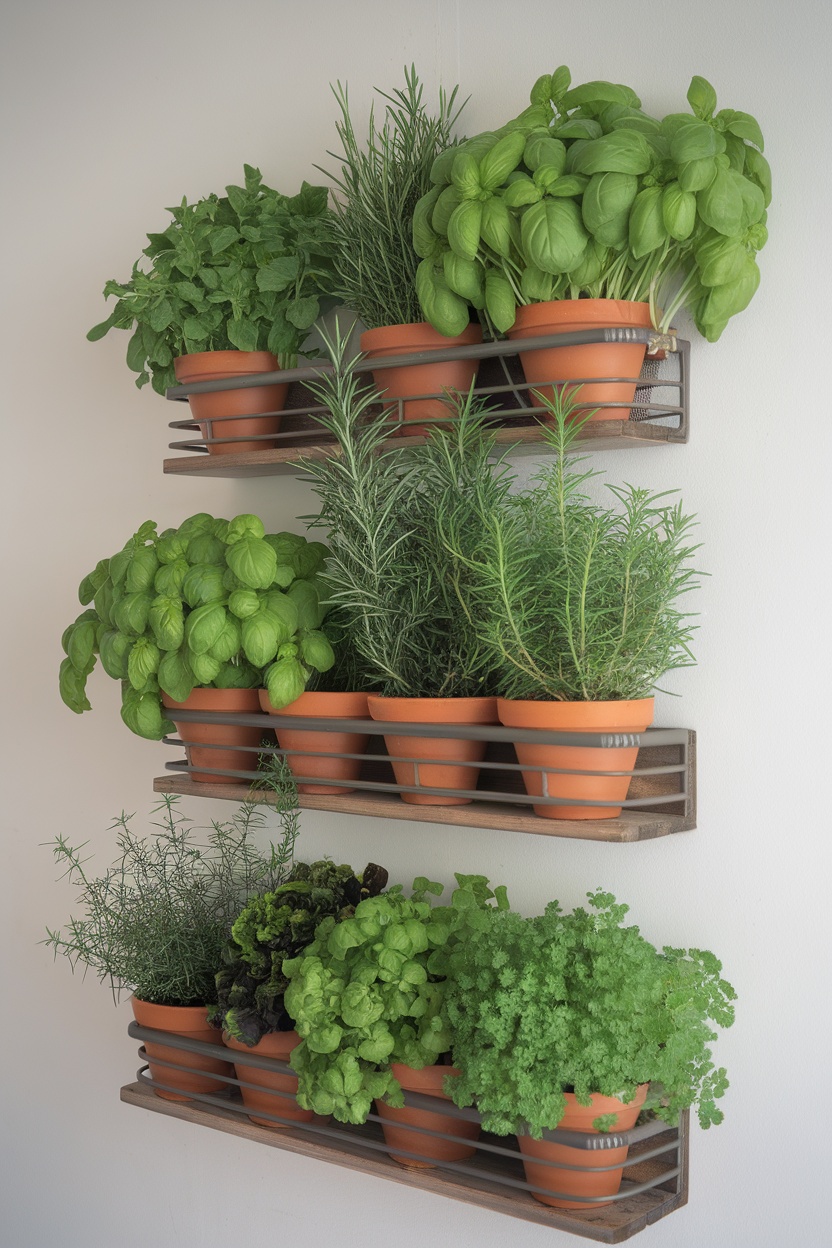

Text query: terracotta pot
(496, 698), (654, 820)
(223, 1030), (313, 1129)
(507, 300), (653, 421)
(360, 322), (482, 437)
(517, 1085), (648, 1209)
(131, 998), (232, 1103)
(375, 1063), (479, 1168)
(174, 350), (288, 454)
(258, 689), (370, 795)
(367, 696), (498, 806)
(162, 688), (265, 784)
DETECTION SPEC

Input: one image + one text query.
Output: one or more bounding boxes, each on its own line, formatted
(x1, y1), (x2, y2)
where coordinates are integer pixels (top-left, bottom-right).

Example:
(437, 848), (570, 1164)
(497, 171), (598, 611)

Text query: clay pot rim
(173, 349), (280, 380)
(130, 997), (214, 1028)
(518, 1084), (650, 1135)
(497, 696), (654, 730)
(360, 321), (483, 352)
(368, 695), (498, 724)
(509, 299), (653, 335)
(161, 687), (263, 711)
(258, 689), (370, 718)
(222, 1028), (301, 1057)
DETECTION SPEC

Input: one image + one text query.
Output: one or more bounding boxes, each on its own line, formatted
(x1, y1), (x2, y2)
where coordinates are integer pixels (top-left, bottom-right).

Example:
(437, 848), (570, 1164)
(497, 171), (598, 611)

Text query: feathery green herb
(44, 779), (300, 1008)
(441, 391), (701, 700)
(300, 330), (510, 697)
(322, 65), (465, 329)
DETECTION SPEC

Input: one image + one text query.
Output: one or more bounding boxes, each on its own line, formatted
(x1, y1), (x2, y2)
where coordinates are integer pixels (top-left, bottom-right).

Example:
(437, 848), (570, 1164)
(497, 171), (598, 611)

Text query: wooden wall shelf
(154, 730), (696, 844)
(163, 333), (688, 477)
(121, 1080), (688, 1243)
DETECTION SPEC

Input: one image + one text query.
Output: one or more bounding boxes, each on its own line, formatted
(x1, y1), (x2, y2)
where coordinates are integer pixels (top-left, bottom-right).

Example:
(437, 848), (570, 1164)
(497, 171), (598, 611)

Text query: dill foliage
(44, 778), (300, 1008)
(321, 65), (464, 329)
(301, 330), (511, 697)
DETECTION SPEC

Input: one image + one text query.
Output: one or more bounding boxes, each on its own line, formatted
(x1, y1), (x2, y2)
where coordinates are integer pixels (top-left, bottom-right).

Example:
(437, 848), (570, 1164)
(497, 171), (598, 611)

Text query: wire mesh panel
(123, 1022), (688, 1242)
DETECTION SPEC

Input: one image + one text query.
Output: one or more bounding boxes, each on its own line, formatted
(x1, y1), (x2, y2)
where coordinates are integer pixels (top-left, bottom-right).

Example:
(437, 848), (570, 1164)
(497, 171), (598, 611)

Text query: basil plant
(60, 513), (336, 740)
(88, 164), (338, 393)
(414, 68), (769, 342)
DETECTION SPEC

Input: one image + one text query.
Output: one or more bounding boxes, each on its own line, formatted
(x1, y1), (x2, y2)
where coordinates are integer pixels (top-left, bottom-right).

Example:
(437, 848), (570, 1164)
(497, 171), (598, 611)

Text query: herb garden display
(55, 59), (767, 1237)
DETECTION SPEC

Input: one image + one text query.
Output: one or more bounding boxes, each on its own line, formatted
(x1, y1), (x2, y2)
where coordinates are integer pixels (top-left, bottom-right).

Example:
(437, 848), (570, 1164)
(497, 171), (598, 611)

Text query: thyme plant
(322, 65), (465, 329)
(44, 774), (300, 1008)
(300, 331), (510, 697)
(442, 392), (701, 701)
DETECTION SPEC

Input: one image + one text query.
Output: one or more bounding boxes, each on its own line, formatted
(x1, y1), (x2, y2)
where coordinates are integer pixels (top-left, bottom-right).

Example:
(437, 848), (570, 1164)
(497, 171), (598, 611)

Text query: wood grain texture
(120, 1081), (686, 1243)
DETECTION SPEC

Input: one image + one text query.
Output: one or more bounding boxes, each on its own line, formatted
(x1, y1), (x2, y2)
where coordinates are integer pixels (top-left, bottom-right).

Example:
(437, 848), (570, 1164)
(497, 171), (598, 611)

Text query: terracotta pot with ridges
(496, 697), (654, 820)
(223, 1030), (313, 1129)
(174, 350), (288, 454)
(375, 1063), (480, 1168)
(258, 689), (370, 794)
(507, 300), (652, 421)
(367, 696), (498, 805)
(360, 322), (482, 437)
(162, 687), (265, 784)
(517, 1085), (649, 1209)
(131, 998), (232, 1102)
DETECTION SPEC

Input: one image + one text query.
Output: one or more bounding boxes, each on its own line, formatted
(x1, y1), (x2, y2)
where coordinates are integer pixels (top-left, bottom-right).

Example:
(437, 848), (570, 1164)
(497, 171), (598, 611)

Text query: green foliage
(88, 165), (337, 392)
(321, 65), (465, 329)
(441, 391), (700, 701)
(43, 783), (300, 1008)
(414, 69), (769, 341)
(59, 514), (336, 740)
(299, 329), (512, 697)
(283, 875), (509, 1124)
(211, 858), (389, 1046)
(443, 890), (736, 1137)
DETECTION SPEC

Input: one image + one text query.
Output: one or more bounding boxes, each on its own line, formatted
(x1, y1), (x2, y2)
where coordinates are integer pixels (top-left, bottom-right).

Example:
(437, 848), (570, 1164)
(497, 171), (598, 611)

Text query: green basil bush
(414, 68), (769, 342)
(59, 512), (335, 740)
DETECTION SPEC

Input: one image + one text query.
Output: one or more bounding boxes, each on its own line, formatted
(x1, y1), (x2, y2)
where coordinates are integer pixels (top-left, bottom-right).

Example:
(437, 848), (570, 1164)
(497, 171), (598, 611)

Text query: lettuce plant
(88, 164), (338, 393)
(211, 859), (389, 1046)
(59, 512), (336, 739)
(443, 891), (736, 1138)
(283, 875), (509, 1124)
(414, 68), (769, 342)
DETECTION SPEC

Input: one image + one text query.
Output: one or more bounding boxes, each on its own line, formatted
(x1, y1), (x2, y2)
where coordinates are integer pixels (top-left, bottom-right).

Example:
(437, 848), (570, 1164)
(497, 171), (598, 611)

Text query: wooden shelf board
(163, 420), (681, 479)
(120, 1081), (686, 1242)
(153, 776), (694, 843)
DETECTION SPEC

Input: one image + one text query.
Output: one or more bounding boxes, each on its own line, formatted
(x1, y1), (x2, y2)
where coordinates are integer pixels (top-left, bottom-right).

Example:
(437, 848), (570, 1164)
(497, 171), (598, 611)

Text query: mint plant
(88, 165), (337, 392)
(283, 875), (509, 1124)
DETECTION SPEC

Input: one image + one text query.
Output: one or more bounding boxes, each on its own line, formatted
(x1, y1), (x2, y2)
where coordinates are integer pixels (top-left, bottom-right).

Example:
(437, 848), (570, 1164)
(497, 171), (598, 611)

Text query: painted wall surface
(2, 2), (829, 1245)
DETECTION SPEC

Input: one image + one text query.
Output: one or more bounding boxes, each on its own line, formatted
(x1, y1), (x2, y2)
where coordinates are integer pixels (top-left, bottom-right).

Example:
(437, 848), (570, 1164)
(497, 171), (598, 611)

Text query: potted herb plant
(300, 333), (511, 804)
(44, 785), (299, 1101)
(441, 392), (700, 819)
(283, 874), (508, 1165)
(443, 890), (736, 1208)
(415, 69), (770, 419)
(59, 512), (336, 781)
(88, 165), (337, 453)
(323, 65), (481, 435)
(211, 857), (388, 1127)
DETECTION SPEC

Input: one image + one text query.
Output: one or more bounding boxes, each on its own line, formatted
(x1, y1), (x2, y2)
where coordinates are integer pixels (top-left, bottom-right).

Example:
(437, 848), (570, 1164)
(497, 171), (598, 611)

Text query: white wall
(2, 2), (829, 1245)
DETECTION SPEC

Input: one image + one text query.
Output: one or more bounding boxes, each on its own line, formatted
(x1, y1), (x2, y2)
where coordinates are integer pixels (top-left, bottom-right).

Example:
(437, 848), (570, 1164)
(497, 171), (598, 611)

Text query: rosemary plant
(442, 392), (701, 701)
(322, 64), (465, 329)
(44, 772), (300, 1008)
(300, 330), (510, 698)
